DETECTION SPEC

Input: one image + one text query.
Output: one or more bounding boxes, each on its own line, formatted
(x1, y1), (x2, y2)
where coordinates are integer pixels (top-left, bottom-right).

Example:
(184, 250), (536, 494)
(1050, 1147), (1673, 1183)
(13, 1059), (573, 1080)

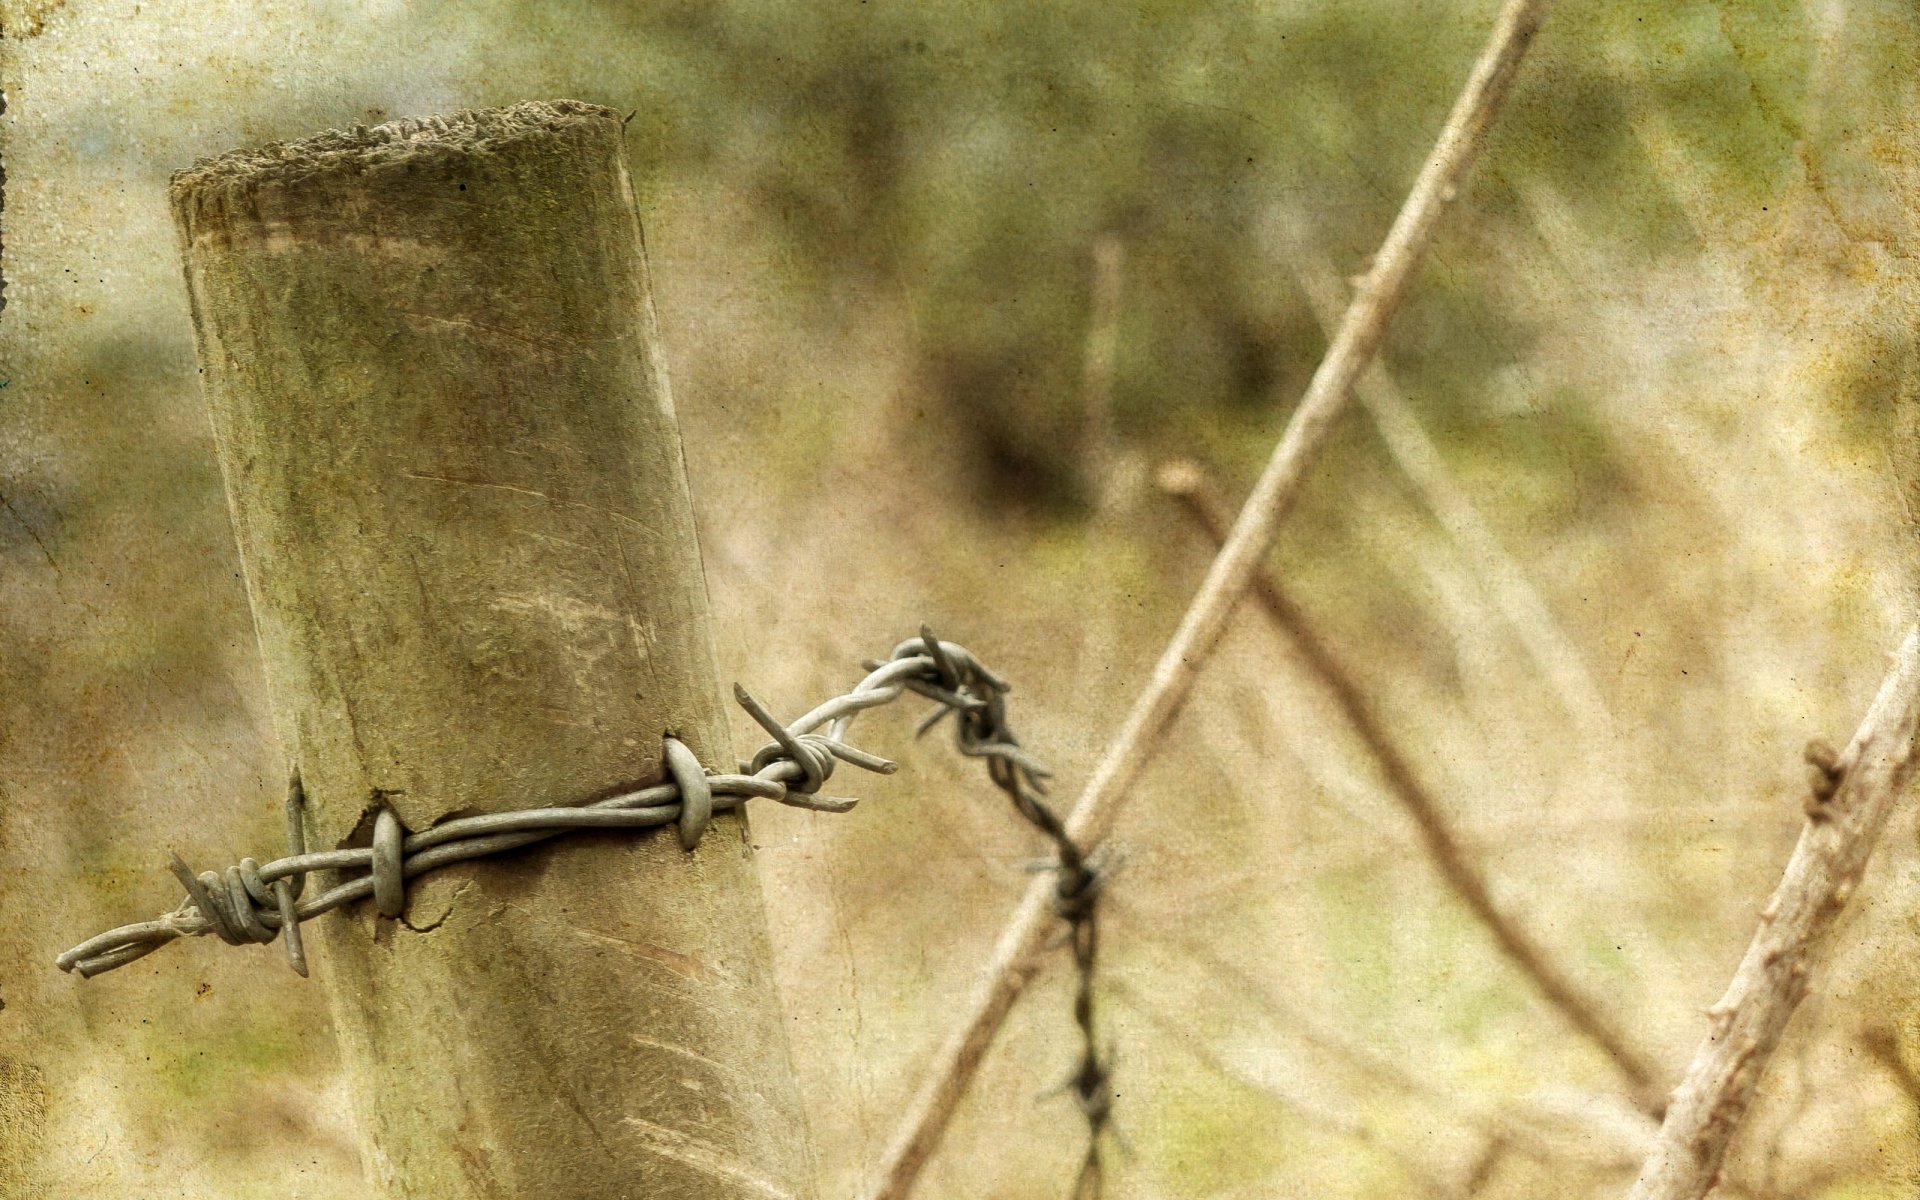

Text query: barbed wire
(887, 633), (1113, 1196)
(54, 626), (1113, 1193)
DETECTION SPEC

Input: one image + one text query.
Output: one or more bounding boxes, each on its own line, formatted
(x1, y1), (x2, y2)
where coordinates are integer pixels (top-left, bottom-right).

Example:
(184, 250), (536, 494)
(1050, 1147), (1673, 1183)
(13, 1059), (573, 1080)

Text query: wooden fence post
(171, 101), (814, 1200)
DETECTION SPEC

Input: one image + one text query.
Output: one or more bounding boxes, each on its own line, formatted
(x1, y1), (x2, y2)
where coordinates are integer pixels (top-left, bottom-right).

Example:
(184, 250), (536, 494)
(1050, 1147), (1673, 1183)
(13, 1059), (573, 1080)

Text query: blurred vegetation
(551, 0), (1834, 512)
(11, 1), (1920, 1198)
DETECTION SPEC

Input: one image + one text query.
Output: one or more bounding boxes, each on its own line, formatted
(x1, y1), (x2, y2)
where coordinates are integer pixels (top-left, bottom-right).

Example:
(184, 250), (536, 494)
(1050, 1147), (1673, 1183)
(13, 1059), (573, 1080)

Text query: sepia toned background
(6, 1), (1920, 1196)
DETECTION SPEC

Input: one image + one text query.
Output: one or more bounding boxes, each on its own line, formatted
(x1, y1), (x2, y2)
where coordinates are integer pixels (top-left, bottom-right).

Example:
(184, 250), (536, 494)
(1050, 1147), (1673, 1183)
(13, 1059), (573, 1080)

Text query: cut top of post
(171, 99), (619, 218)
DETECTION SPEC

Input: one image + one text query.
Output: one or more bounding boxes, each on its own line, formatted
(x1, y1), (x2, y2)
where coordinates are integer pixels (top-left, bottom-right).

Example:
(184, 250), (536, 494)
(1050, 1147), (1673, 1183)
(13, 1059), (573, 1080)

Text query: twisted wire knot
(1052, 853), (1109, 925)
(746, 730), (839, 796)
(170, 856), (282, 948)
(1072, 1055), (1114, 1125)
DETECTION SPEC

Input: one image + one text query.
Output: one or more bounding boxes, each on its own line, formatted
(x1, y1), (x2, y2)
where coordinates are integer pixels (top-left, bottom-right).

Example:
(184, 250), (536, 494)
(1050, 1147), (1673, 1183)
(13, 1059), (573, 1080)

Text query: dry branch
(867, 3), (1549, 1193)
(1076, 237), (1132, 697)
(1627, 627), (1920, 1200)
(1156, 458), (1668, 1115)
(1859, 1026), (1920, 1112)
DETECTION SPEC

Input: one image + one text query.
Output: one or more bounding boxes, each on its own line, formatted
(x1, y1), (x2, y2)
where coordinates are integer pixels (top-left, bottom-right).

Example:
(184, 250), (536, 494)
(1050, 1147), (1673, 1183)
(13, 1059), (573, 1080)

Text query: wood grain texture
(173, 100), (813, 1200)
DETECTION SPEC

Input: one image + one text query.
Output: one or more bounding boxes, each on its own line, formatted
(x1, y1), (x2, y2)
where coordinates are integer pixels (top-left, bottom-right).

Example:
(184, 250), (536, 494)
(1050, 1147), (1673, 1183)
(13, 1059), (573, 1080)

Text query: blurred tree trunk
(172, 101), (814, 1200)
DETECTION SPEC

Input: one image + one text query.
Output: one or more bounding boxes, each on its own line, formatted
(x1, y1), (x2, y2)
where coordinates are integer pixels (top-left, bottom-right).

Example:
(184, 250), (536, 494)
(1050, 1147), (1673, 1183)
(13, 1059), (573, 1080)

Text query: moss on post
(172, 101), (813, 1200)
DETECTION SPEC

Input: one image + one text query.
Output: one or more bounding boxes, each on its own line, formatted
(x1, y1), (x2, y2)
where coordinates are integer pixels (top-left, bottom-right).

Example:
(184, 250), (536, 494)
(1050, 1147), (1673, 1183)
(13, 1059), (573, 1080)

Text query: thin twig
(867, 5), (1548, 1193)
(1460, 1138), (1511, 1198)
(1114, 895), (1789, 1200)
(1284, 243), (1617, 749)
(1076, 237), (1131, 699)
(1627, 627), (1920, 1200)
(1156, 457), (1668, 1116)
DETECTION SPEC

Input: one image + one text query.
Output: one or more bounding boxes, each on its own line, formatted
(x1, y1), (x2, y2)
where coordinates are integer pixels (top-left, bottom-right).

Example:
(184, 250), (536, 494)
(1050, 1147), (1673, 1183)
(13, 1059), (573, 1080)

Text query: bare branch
(1460, 1139), (1511, 1198)
(1627, 627), (1920, 1200)
(867, 4), (1549, 1193)
(1076, 237), (1133, 696)
(1859, 1026), (1920, 1112)
(1156, 457), (1669, 1115)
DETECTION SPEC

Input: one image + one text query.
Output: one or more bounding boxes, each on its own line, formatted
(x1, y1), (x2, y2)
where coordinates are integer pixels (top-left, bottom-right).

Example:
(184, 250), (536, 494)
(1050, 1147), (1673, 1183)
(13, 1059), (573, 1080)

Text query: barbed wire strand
(55, 628), (1112, 1197)
(872, 630), (1113, 1196)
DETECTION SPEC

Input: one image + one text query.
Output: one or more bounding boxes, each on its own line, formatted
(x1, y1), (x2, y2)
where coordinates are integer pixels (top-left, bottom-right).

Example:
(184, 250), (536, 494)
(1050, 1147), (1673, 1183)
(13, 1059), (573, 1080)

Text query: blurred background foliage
(584, 0), (1832, 515)
(10, 0), (1920, 1197)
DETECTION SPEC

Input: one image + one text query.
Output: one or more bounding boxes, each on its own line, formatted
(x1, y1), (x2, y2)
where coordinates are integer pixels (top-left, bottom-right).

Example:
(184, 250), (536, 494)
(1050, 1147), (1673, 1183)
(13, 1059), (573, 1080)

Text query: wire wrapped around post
(55, 629), (1052, 978)
(57, 625), (1115, 1198)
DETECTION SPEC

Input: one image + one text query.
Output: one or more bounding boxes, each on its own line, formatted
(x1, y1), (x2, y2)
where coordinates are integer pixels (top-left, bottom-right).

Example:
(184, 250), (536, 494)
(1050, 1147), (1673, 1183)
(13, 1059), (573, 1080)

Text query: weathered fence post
(171, 101), (814, 1199)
